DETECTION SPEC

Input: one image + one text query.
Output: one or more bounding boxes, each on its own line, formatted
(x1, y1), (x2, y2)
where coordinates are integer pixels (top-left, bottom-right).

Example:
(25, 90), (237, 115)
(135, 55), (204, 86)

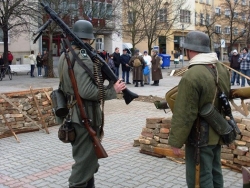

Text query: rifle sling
(64, 38), (97, 85)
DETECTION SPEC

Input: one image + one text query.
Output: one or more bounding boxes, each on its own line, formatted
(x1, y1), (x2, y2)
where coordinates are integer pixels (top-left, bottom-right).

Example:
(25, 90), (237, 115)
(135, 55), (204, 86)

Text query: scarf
(189, 53), (218, 67)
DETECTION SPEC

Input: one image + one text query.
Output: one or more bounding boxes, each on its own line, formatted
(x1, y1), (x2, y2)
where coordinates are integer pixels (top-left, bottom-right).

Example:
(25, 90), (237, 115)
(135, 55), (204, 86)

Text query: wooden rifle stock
(153, 147), (185, 158)
(63, 40), (108, 159)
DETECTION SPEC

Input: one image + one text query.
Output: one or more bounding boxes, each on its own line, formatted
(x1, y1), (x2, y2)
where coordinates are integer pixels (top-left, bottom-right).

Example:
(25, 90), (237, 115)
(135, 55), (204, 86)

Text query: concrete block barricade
(137, 117), (250, 171)
(0, 88), (56, 138)
(9, 64), (30, 75)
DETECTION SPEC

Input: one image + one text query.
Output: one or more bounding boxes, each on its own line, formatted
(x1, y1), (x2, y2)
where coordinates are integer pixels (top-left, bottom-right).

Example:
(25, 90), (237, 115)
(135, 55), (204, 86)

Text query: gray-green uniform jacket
(169, 60), (230, 148)
(58, 47), (117, 187)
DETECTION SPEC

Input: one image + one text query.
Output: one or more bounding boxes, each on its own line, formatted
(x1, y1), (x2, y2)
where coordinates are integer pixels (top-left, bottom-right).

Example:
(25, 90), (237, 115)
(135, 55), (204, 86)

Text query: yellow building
(122, 0), (249, 61)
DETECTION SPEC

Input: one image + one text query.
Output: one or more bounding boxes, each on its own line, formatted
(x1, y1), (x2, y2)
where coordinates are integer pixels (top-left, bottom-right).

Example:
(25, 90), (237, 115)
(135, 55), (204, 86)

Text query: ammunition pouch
(189, 118), (209, 147)
(50, 89), (69, 117)
(58, 120), (75, 143)
(200, 103), (236, 145)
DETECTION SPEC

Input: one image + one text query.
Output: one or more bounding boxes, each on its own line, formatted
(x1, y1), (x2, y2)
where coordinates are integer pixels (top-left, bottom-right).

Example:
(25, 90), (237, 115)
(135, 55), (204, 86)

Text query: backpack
(133, 57), (141, 67)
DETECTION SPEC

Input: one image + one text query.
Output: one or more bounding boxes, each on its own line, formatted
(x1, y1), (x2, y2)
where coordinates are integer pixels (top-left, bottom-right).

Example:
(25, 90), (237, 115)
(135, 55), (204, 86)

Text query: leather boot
(86, 177), (95, 188)
(135, 81), (138, 87)
(140, 81), (144, 87)
(242, 166), (250, 188)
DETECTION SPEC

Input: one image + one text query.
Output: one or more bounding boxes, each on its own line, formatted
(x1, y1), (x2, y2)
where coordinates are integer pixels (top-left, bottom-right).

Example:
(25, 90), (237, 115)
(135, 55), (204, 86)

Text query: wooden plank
(30, 86), (49, 134)
(0, 108), (20, 143)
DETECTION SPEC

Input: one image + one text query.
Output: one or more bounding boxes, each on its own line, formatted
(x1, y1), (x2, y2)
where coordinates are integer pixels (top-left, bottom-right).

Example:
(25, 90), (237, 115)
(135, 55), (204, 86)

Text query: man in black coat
(230, 49), (240, 85)
(120, 48), (131, 84)
(113, 47), (121, 77)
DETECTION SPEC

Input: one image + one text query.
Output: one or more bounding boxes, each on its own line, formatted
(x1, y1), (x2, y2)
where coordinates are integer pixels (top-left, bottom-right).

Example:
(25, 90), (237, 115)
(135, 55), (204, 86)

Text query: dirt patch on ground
(117, 94), (165, 103)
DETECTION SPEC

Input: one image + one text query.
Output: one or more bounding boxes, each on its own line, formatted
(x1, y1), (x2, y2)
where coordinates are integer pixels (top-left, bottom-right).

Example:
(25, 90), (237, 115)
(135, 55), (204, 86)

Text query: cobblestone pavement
(0, 60), (245, 188)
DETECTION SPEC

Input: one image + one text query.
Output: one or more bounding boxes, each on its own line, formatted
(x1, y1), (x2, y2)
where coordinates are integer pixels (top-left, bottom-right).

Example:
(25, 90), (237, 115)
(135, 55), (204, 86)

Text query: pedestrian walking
(7, 51), (13, 65)
(42, 50), (48, 78)
(113, 47), (121, 77)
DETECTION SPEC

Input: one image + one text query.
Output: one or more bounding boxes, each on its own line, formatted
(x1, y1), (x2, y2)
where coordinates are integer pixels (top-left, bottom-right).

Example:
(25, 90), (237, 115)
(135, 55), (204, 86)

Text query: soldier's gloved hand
(114, 79), (126, 93)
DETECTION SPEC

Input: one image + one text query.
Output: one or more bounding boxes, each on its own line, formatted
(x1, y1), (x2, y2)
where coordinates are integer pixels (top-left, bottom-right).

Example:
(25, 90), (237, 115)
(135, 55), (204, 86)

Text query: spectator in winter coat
(36, 52), (43, 77)
(28, 50), (36, 77)
(239, 47), (250, 87)
(230, 49), (240, 86)
(113, 47), (121, 77)
(7, 51), (13, 65)
(42, 50), (49, 78)
(120, 48), (131, 84)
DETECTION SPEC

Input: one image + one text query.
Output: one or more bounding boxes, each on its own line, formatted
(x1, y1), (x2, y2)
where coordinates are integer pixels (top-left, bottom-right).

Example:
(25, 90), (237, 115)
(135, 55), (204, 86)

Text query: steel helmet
(72, 20), (95, 40)
(183, 31), (210, 53)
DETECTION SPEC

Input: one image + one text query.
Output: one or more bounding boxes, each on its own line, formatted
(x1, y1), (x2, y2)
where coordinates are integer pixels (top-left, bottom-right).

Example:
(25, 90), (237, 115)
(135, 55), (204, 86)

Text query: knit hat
(232, 49), (237, 53)
(144, 51), (147, 53)
(135, 49), (139, 53)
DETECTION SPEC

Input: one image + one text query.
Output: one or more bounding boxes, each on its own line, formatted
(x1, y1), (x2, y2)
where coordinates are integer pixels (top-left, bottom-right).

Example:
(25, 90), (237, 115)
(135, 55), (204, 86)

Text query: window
(242, 0), (246, 5)
(200, 13), (204, 25)
(234, 28), (238, 35)
(242, 13), (246, 20)
(234, 0), (238, 3)
(215, 7), (221, 15)
(225, 9), (230, 17)
(224, 26), (230, 34)
(180, 9), (191, 23)
(233, 12), (238, 18)
(83, 1), (92, 20)
(206, 0), (210, 4)
(128, 11), (135, 24)
(195, 12), (198, 25)
(215, 25), (221, 33)
(106, 3), (113, 19)
(158, 8), (166, 22)
(206, 14), (210, 25)
(95, 38), (103, 51)
(200, 0), (203, 3)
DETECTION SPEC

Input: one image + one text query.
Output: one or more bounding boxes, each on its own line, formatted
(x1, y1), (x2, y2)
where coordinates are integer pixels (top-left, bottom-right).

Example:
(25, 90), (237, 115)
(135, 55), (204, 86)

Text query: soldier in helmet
(168, 31), (230, 187)
(58, 20), (126, 188)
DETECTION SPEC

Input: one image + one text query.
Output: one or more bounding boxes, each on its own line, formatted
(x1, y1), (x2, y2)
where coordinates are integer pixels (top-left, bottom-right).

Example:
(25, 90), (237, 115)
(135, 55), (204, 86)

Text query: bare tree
(0, 0), (37, 64)
(195, 4), (222, 51)
(122, 0), (189, 54)
(122, 0), (146, 54)
(220, 0), (250, 53)
(141, 0), (189, 54)
(37, 0), (79, 78)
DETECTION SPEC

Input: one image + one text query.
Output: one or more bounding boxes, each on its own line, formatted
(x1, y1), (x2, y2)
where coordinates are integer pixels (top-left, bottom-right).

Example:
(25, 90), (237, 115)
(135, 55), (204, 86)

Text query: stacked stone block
(0, 88), (56, 136)
(138, 116), (250, 168)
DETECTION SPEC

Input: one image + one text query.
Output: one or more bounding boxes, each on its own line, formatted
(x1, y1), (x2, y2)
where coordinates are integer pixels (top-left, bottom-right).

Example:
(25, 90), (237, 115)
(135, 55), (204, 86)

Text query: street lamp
(181, 24), (184, 67)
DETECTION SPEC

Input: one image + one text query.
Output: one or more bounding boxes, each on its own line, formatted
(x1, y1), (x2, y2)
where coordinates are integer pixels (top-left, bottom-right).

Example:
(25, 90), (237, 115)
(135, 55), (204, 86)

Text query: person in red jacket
(7, 51), (13, 65)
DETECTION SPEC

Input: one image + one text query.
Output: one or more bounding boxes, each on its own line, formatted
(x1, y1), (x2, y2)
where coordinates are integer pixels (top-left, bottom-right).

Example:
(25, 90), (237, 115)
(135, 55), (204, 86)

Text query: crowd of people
(103, 47), (163, 87)
(229, 47), (250, 87)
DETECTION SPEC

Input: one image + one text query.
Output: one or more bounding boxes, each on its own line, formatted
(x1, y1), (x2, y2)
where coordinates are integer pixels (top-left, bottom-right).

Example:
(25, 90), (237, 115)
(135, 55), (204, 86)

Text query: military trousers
(69, 123), (99, 188)
(185, 143), (223, 188)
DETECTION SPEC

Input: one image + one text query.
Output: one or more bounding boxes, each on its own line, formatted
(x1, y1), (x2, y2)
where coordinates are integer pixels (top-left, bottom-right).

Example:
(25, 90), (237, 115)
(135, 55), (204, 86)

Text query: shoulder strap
(64, 38), (97, 85)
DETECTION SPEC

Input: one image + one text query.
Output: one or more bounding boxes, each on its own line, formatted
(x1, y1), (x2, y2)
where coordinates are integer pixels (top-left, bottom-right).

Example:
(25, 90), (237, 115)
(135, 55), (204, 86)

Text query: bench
(9, 64), (30, 75)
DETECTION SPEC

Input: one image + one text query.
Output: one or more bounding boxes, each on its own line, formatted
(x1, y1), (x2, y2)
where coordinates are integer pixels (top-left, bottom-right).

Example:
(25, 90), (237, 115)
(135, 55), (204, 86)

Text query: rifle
(61, 36), (108, 159)
(40, 3), (138, 104)
(194, 118), (201, 188)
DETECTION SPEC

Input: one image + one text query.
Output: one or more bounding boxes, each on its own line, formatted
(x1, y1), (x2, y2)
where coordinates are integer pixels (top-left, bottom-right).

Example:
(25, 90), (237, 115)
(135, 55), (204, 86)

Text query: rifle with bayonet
(39, 2), (138, 104)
